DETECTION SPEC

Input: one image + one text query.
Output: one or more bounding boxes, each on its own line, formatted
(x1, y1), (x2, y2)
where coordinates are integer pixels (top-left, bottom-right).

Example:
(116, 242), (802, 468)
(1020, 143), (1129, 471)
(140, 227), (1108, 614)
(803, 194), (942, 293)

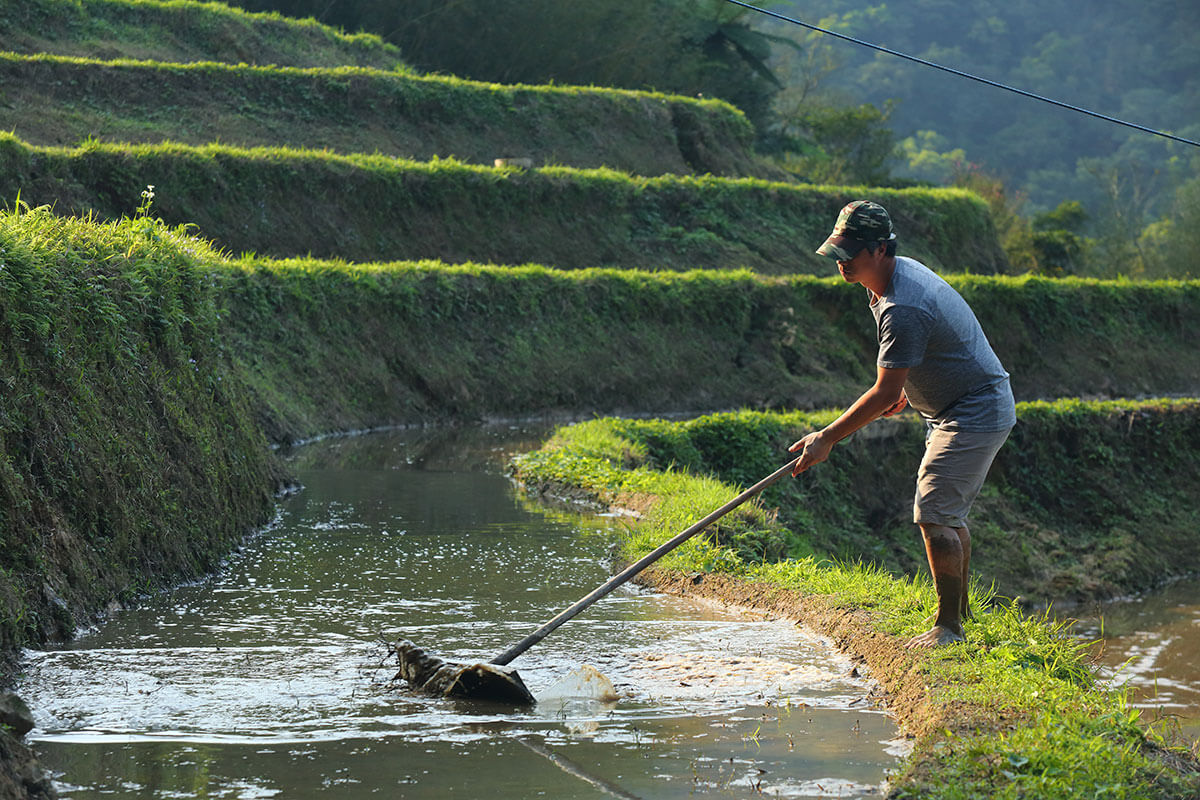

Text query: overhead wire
(724, 0), (1200, 149)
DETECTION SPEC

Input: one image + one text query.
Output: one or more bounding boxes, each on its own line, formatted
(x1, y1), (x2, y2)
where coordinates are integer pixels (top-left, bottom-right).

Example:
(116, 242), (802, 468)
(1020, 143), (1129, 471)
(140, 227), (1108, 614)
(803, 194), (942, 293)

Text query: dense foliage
(769, 0), (1198, 205)
(765, 0), (1200, 276)
(0, 207), (276, 657)
(230, 0), (784, 133)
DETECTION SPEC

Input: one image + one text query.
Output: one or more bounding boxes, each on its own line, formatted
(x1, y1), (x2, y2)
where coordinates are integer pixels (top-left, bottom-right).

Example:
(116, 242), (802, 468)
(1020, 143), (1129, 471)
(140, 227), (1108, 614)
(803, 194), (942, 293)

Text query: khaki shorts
(913, 426), (1012, 528)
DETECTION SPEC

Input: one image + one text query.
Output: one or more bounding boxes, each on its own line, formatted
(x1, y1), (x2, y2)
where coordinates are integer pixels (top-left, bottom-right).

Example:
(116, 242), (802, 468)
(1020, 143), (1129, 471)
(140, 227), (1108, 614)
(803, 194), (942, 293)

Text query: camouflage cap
(816, 200), (896, 261)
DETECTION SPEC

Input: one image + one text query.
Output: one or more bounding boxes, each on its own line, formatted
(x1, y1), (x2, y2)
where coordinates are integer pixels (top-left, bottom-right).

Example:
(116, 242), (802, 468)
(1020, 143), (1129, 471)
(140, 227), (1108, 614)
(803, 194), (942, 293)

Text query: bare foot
(905, 625), (965, 648)
(923, 611), (974, 625)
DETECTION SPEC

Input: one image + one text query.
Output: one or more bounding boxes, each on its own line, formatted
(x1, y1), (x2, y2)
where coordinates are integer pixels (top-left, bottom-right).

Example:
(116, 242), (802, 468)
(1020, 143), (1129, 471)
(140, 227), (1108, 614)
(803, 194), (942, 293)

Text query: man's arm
(789, 365), (909, 476)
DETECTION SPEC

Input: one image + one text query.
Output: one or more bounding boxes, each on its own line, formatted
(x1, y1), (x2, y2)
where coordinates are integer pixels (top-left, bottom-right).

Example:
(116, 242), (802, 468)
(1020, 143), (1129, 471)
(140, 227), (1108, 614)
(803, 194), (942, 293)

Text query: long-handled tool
(392, 456), (800, 705)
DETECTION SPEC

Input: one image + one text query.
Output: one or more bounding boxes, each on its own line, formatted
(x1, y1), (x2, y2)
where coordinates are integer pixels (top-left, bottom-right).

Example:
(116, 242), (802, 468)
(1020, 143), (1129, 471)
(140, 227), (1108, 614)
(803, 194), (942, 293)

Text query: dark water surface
(19, 426), (903, 799)
(1068, 580), (1200, 743)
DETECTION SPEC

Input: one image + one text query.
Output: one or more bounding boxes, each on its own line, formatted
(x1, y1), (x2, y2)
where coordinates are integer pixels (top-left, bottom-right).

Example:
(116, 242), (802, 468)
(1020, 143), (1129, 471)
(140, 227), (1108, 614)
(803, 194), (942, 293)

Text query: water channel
(18, 426), (904, 799)
(1068, 580), (1200, 744)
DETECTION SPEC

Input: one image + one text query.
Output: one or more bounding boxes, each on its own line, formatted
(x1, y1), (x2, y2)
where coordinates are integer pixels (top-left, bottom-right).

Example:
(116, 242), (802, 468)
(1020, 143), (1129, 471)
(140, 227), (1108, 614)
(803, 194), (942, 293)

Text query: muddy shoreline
(637, 568), (1200, 794)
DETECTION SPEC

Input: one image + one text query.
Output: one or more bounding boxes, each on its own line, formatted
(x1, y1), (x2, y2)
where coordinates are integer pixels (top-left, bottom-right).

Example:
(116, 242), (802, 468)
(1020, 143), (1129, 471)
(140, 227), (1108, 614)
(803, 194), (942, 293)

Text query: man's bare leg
(907, 524), (967, 648)
(957, 526), (973, 622)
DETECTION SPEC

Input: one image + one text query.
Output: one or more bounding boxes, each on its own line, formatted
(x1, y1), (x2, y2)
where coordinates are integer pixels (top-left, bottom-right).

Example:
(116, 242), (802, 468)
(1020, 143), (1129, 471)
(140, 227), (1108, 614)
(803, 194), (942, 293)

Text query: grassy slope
(0, 52), (770, 179)
(509, 407), (1200, 798)
(0, 134), (1006, 272)
(0, 208), (278, 663)
(0, 0), (404, 69)
(213, 258), (1200, 444)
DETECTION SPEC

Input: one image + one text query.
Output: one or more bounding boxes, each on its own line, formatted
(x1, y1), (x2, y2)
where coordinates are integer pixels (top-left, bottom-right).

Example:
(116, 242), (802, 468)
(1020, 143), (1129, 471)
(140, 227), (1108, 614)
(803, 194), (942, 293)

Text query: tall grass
(0, 206), (276, 656)
(0, 132), (1004, 271)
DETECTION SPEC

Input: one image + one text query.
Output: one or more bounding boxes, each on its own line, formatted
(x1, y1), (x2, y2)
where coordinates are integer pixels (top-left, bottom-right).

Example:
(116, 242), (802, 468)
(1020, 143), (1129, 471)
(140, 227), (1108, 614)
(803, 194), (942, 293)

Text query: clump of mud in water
(390, 640), (536, 705)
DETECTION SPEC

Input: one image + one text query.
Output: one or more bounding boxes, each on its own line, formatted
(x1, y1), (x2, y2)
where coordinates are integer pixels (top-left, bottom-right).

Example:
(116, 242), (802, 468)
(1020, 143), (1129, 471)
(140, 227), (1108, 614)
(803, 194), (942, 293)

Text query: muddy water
(1069, 580), (1200, 742)
(19, 427), (901, 799)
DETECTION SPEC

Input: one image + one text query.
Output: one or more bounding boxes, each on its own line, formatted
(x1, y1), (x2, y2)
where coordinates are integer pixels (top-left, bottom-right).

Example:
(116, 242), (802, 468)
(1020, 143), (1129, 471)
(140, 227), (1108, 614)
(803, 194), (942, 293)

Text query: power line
(725, 0), (1200, 149)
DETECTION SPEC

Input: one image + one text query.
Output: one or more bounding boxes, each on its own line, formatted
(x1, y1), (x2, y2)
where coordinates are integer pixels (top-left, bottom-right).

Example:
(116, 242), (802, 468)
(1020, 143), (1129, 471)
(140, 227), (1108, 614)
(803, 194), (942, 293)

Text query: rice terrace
(1, 1), (1198, 798)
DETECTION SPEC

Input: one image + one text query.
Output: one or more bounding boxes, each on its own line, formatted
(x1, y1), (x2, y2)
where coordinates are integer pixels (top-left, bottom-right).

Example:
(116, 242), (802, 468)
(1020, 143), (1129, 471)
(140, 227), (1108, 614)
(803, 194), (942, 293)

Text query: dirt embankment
(0, 685), (55, 799)
(639, 569), (1200, 795)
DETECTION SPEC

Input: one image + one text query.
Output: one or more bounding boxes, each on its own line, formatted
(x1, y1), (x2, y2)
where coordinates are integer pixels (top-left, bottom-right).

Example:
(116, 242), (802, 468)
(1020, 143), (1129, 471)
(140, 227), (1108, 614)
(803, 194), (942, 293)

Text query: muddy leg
(957, 526), (973, 622)
(908, 524), (966, 648)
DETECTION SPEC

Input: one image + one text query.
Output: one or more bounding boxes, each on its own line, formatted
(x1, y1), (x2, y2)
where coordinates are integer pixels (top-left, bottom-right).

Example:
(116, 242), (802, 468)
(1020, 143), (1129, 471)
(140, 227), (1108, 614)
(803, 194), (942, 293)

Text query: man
(789, 200), (1016, 648)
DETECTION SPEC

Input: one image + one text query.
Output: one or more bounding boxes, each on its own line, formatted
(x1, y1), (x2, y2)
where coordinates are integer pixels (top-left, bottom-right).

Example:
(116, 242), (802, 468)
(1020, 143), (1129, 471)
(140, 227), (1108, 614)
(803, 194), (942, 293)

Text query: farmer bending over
(789, 201), (1015, 648)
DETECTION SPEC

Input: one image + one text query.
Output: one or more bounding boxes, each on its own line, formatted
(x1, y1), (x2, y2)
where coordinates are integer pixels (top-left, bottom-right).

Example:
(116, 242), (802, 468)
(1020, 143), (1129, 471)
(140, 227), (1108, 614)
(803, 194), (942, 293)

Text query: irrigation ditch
(1, 209), (1199, 797)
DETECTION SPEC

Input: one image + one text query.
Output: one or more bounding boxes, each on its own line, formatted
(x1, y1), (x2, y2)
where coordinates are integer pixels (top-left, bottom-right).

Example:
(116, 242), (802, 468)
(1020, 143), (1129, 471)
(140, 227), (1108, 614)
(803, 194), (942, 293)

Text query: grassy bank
(0, 0), (404, 69)
(509, 405), (1200, 797)
(0, 133), (1004, 271)
(215, 258), (1200, 444)
(510, 402), (1200, 602)
(0, 207), (279, 664)
(0, 53), (772, 179)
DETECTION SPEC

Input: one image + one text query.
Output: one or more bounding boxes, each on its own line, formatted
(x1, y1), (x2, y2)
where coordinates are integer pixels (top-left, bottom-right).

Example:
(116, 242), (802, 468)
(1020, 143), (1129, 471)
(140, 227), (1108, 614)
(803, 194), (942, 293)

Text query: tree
(1029, 201), (1091, 276)
(951, 163), (1034, 274)
(770, 101), (897, 185)
(1138, 167), (1200, 279)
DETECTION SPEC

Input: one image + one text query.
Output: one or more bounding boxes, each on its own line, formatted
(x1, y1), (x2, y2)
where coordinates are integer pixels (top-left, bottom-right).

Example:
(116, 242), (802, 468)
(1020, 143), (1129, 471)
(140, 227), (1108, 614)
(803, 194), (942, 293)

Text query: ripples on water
(20, 426), (903, 799)
(1067, 581), (1200, 741)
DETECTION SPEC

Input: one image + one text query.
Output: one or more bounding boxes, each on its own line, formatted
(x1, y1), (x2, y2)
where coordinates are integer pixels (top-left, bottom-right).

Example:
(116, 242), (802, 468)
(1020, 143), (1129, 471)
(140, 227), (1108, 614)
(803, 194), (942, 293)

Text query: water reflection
(1068, 580), (1200, 741)
(20, 426), (900, 799)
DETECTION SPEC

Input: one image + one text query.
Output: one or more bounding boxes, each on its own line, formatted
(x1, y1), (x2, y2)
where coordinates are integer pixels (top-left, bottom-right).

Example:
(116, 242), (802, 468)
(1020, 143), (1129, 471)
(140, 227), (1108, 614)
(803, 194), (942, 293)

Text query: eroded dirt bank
(639, 568), (1200, 796)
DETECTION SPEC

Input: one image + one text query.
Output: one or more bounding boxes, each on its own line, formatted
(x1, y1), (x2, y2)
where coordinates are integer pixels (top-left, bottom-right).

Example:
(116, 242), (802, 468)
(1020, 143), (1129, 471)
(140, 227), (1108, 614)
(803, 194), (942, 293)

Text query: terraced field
(0, 0), (999, 272)
(1, 2), (1197, 798)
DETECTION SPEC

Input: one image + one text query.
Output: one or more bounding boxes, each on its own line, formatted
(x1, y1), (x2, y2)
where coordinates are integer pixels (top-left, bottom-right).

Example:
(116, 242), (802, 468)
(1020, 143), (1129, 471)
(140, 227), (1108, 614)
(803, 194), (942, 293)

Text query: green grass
(515, 402), (1200, 602)
(0, 51), (768, 179)
(510, 408), (1200, 798)
(0, 132), (1006, 271)
(0, 205), (276, 658)
(0, 0), (405, 69)
(198, 245), (1200, 449)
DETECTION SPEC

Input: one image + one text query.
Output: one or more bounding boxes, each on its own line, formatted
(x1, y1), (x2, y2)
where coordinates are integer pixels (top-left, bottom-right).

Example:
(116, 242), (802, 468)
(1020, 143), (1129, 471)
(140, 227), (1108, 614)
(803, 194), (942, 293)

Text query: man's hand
(880, 390), (908, 417)
(788, 430), (833, 476)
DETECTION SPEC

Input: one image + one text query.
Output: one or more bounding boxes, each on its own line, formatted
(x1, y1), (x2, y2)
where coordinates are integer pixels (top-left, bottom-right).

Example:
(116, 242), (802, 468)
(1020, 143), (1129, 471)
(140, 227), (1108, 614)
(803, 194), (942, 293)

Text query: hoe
(391, 456), (800, 705)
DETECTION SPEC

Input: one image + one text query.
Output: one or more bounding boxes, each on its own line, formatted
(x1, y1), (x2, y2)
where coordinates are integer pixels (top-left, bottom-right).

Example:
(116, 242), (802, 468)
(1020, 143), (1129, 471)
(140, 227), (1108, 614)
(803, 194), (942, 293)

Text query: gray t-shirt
(870, 257), (1016, 431)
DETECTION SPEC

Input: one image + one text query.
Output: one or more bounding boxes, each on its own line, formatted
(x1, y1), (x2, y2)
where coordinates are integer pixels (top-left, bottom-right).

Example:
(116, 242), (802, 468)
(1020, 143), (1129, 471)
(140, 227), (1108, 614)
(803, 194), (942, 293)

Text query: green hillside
(771, 0), (1200, 215)
(0, 0), (404, 68)
(0, 134), (1004, 271)
(0, 52), (772, 178)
